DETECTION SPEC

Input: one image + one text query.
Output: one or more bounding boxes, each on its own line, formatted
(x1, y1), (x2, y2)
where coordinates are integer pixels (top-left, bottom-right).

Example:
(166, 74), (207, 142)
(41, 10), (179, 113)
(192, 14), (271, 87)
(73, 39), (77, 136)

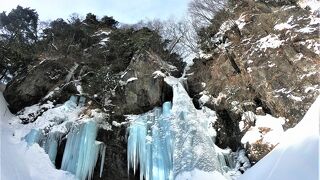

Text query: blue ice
(23, 96), (106, 179)
(127, 78), (234, 180)
(127, 102), (173, 180)
(61, 121), (106, 180)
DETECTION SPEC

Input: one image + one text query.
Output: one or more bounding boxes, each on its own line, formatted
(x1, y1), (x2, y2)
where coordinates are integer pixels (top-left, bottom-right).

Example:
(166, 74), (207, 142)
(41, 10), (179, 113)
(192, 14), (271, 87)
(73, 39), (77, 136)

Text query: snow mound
(239, 96), (320, 180)
(0, 93), (75, 180)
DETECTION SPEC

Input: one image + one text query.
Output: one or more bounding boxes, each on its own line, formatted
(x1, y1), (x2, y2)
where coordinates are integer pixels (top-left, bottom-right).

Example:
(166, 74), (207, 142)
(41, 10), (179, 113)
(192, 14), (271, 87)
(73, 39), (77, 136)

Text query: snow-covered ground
(0, 93), (75, 180)
(240, 112), (285, 147)
(239, 96), (319, 180)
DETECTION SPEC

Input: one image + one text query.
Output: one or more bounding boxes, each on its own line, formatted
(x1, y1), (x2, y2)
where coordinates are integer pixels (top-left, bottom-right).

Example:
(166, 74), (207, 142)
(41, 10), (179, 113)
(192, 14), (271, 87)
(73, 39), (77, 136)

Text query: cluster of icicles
(127, 77), (235, 180)
(24, 77), (234, 180)
(24, 96), (106, 180)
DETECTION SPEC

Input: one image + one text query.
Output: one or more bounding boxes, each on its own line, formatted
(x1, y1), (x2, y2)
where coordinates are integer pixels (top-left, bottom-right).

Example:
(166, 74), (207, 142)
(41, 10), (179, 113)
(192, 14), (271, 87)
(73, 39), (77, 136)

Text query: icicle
(44, 132), (61, 164)
(127, 102), (173, 180)
(127, 116), (147, 179)
(63, 95), (78, 111)
(78, 96), (86, 107)
(127, 76), (235, 180)
(24, 129), (42, 146)
(215, 147), (236, 173)
(99, 144), (106, 177)
(61, 121), (105, 180)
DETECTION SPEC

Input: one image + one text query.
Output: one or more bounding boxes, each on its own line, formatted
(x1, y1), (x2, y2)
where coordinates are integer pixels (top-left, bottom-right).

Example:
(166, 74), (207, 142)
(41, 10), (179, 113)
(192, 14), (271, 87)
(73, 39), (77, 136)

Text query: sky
(0, 0), (191, 24)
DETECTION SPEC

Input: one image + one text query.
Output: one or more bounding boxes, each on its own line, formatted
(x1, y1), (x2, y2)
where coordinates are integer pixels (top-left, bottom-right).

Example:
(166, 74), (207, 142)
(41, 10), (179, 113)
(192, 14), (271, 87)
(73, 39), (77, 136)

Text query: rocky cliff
(1, 0), (319, 179)
(187, 1), (319, 163)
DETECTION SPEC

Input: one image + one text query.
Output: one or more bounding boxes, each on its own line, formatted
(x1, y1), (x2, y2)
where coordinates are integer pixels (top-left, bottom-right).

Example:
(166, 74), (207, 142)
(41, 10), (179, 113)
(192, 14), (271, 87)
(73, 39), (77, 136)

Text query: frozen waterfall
(127, 102), (173, 180)
(127, 76), (234, 180)
(61, 121), (106, 180)
(23, 96), (106, 180)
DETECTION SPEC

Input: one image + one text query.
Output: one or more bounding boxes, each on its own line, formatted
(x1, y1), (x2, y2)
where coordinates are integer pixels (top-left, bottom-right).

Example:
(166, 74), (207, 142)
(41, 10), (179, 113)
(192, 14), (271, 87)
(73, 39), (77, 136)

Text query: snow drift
(239, 96), (320, 180)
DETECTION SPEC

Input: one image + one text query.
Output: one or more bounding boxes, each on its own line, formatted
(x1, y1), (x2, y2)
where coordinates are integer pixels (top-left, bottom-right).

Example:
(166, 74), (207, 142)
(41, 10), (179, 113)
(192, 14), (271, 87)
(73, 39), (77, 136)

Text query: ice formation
(127, 76), (234, 180)
(128, 102), (173, 180)
(25, 129), (42, 146)
(23, 96), (106, 180)
(61, 121), (106, 180)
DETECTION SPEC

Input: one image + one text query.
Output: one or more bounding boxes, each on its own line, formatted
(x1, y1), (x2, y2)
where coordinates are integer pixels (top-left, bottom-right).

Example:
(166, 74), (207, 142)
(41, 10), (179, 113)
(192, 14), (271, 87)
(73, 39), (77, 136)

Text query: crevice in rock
(192, 97), (202, 110)
(254, 97), (272, 115)
(214, 109), (242, 151)
(161, 80), (173, 103)
(225, 49), (241, 74)
(94, 122), (137, 180)
(55, 137), (67, 169)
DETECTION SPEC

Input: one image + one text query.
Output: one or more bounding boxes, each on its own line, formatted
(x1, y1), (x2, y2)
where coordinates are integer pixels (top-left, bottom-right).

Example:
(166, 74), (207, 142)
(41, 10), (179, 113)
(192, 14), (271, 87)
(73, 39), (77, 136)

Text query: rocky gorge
(0, 0), (319, 179)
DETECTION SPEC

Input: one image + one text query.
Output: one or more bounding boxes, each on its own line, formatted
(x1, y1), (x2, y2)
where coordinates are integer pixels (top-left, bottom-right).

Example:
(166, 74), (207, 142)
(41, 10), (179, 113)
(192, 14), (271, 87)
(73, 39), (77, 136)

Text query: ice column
(127, 102), (174, 180)
(61, 121), (106, 180)
(44, 132), (62, 164)
(25, 129), (42, 146)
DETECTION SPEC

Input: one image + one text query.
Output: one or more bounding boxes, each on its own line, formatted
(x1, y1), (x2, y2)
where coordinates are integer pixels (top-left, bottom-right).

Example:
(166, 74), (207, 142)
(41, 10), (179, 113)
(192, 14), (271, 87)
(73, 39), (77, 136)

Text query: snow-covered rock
(239, 96), (319, 180)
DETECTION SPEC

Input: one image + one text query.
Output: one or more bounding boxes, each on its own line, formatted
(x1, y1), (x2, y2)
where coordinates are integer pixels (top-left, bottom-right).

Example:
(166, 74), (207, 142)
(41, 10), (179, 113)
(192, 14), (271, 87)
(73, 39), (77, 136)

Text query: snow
(17, 101), (54, 121)
(112, 120), (127, 127)
(234, 150), (251, 173)
(267, 61), (276, 68)
(76, 83), (84, 94)
(236, 15), (246, 30)
(0, 93), (75, 180)
(199, 94), (210, 105)
(101, 37), (109, 42)
(152, 71), (166, 78)
(303, 39), (320, 55)
(274, 23), (294, 30)
(241, 114), (285, 146)
(212, 93), (227, 106)
(247, 67), (252, 73)
(298, 0), (320, 13)
(304, 85), (319, 93)
(287, 94), (303, 101)
(257, 35), (283, 51)
(127, 77), (138, 83)
(175, 169), (227, 180)
(1, 94), (108, 180)
(309, 15), (320, 25)
(274, 16), (295, 30)
(274, 88), (305, 102)
(199, 51), (212, 59)
(99, 37), (109, 46)
(239, 96), (320, 180)
(297, 26), (317, 33)
(300, 71), (317, 79)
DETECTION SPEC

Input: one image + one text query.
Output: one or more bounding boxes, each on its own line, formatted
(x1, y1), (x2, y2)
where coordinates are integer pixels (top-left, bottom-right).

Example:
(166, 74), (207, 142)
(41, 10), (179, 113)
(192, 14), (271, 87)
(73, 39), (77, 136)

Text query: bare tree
(188, 0), (226, 28)
(145, 18), (200, 60)
(162, 18), (200, 59)
(129, 17), (201, 61)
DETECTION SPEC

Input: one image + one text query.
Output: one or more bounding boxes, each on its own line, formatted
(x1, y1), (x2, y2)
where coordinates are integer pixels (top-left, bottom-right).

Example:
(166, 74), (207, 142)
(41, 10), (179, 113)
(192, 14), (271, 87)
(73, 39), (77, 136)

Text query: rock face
(187, 1), (320, 163)
(4, 46), (179, 179)
(111, 51), (173, 116)
(3, 1), (319, 177)
(93, 122), (135, 180)
(4, 60), (69, 113)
